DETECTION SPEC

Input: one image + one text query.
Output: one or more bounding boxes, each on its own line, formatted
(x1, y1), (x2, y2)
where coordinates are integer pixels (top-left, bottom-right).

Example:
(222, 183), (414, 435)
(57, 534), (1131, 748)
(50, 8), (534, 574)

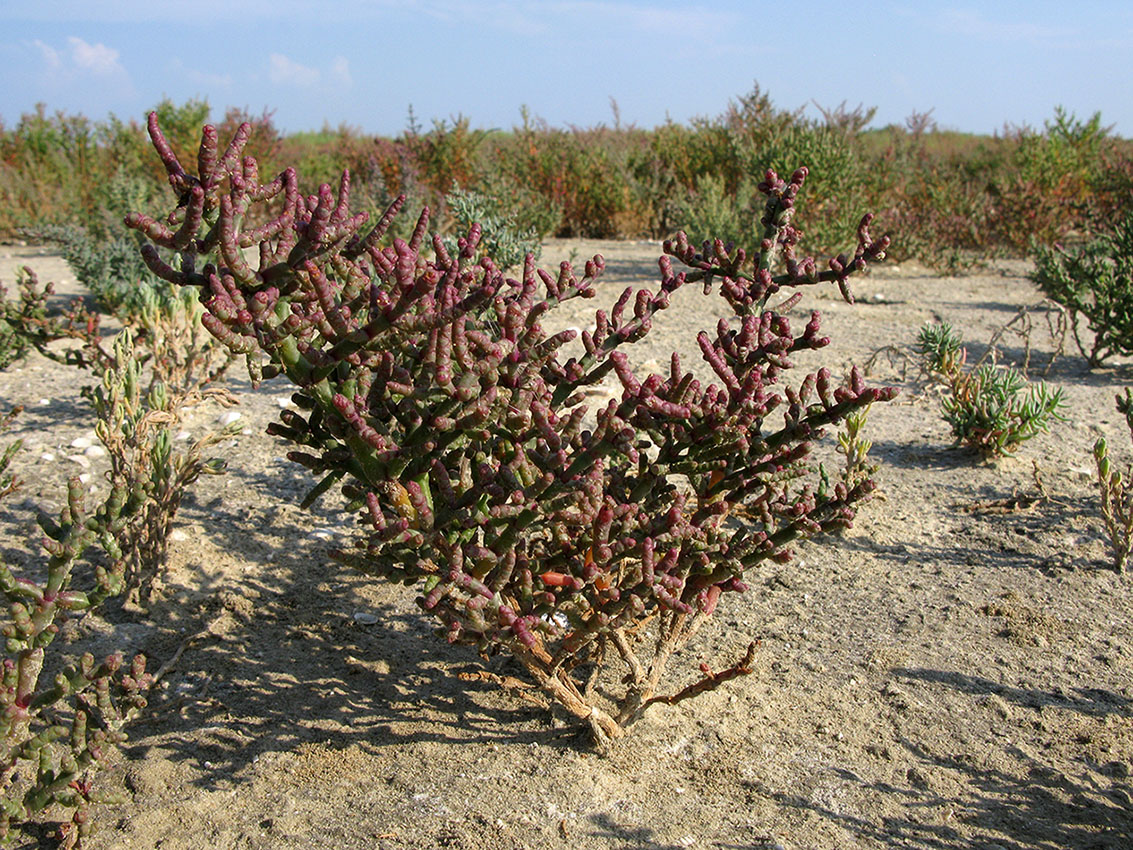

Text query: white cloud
(66, 36), (125, 75)
(165, 58), (232, 90)
(31, 39), (60, 68)
(23, 36), (134, 99)
(268, 53), (354, 90)
(269, 52), (320, 87)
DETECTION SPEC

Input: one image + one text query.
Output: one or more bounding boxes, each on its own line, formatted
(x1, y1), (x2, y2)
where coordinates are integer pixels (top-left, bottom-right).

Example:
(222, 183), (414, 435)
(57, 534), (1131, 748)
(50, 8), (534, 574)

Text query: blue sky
(1, 1), (1131, 138)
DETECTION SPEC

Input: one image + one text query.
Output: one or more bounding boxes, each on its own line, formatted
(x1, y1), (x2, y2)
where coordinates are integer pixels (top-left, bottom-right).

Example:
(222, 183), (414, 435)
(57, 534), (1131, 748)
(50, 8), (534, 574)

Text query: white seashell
(84, 445), (106, 458)
(70, 436), (92, 450)
(78, 473), (91, 484)
(216, 411), (242, 427)
(66, 455), (90, 469)
(40, 452), (55, 462)
(275, 396), (295, 408)
(309, 527), (337, 541)
(174, 431), (192, 442)
(37, 398), (50, 406)
(353, 612), (379, 625)
(170, 529), (189, 542)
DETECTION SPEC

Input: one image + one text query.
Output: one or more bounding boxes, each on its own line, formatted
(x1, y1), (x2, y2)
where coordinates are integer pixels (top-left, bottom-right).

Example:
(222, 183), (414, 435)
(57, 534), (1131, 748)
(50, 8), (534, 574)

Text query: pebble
(66, 455), (90, 469)
(70, 436), (93, 450)
(84, 445), (106, 458)
(40, 452), (55, 462)
(174, 431), (192, 442)
(275, 396), (295, 408)
(353, 612), (379, 625)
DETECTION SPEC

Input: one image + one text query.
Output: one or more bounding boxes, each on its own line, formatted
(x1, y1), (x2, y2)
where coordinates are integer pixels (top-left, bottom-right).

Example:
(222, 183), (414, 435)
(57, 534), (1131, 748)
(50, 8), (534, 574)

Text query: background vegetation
(3, 86), (1131, 271)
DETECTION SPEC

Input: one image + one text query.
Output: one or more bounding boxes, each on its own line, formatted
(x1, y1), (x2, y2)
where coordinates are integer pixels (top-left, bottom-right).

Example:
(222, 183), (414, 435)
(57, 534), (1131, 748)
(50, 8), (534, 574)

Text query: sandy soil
(0, 238), (1131, 850)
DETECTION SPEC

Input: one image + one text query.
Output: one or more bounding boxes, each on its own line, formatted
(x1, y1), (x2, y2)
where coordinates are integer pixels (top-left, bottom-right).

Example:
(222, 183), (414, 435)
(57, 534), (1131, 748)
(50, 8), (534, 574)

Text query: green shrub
(917, 322), (1066, 456)
(667, 172), (757, 247)
(942, 363), (1066, 456)
(1030, 210), (1133, 366)
(441, 187), (545, 272)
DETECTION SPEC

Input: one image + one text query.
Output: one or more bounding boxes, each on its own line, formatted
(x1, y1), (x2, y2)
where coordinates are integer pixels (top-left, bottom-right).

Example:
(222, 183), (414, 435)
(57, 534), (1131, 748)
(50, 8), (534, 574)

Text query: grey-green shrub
(1030, 210), (1133, 366)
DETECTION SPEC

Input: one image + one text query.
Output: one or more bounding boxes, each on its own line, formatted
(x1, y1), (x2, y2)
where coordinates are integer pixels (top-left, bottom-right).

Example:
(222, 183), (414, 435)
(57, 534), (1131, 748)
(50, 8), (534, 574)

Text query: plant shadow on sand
(122, 477), (588, 785)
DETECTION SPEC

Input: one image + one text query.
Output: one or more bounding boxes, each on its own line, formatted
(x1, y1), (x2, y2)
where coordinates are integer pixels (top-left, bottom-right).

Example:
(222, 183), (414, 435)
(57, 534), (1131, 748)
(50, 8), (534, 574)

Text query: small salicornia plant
(0, 404), (159, 849)
(918, 322), (1067, 457)
(0, 268), (105, 372)
(835, 404), (879, 494)
(128, 113), (896, 743)
(1094, 389), (1133, 573)
(89, 328), (238, 604)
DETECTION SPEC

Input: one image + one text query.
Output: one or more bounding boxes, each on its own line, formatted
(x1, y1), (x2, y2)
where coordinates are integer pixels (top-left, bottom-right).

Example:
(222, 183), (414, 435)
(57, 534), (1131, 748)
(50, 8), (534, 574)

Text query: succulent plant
(128, 114), (895, 742)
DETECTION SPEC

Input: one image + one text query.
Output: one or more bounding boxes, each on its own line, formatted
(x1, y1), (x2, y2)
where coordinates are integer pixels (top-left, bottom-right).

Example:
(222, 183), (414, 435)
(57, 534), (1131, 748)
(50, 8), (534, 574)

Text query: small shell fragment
(353, 612), (379, 626)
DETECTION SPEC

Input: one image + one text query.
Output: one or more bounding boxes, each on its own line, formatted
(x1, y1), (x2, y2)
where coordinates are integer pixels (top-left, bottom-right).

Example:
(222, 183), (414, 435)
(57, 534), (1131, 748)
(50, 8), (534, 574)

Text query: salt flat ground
(0, 240), (1130, 849)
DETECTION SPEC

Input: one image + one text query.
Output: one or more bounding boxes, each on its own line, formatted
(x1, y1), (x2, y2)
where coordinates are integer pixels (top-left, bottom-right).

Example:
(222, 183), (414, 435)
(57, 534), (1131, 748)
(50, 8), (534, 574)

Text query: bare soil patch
(0, 239), (1130, 849)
